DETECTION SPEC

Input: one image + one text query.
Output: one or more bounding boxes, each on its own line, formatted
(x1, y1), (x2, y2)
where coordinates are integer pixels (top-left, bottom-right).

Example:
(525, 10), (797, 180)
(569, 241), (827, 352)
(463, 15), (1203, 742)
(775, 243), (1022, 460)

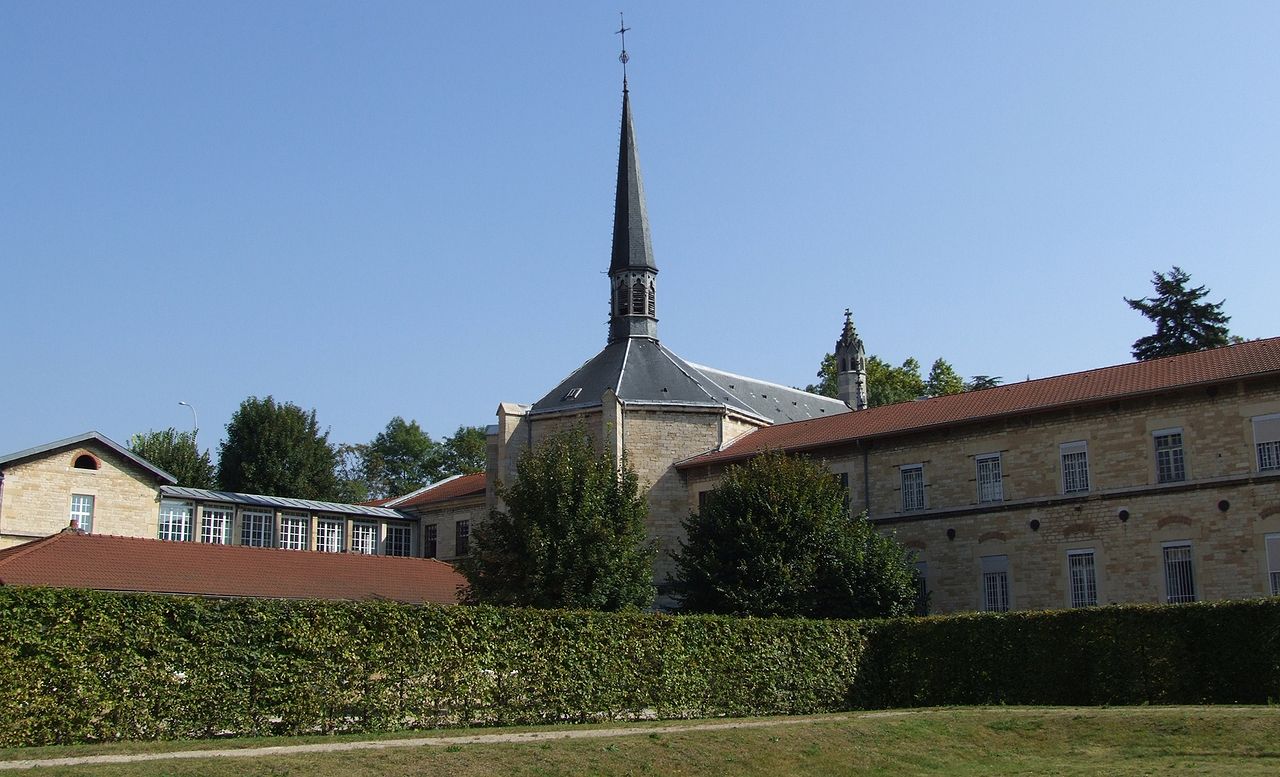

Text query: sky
(3, 2), (1278, 457)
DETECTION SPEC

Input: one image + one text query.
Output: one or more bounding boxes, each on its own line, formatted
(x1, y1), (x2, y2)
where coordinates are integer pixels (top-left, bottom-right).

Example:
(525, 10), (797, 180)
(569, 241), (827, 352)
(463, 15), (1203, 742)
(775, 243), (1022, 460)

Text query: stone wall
(0, 445), (162, 549)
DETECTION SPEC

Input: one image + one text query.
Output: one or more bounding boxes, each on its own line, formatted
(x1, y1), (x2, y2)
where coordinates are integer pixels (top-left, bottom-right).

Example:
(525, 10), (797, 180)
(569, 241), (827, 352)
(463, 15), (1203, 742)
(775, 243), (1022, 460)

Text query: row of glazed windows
(915, 535), (1280, 613)
(896, 414), (1280, 513)
(154, 500), (414, 557)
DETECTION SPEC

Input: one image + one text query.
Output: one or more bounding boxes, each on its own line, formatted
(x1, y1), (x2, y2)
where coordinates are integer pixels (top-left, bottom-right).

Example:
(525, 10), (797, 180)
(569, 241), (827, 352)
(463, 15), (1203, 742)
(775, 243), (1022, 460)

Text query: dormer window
(562, 388), (583, 402)
(73, 454), (99, 471)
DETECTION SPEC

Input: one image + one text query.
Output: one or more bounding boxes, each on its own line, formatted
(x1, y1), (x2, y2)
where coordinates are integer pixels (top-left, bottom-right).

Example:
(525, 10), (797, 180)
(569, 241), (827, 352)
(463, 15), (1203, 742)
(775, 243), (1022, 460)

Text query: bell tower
(835, 309), (868, 410)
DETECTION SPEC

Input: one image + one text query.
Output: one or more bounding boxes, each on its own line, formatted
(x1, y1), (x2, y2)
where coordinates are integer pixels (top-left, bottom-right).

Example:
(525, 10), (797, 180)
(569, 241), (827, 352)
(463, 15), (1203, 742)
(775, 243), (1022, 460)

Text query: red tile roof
(679, 337), (1280, 469)
(390, 472), (487, 510)
(0, 532), (467, 604)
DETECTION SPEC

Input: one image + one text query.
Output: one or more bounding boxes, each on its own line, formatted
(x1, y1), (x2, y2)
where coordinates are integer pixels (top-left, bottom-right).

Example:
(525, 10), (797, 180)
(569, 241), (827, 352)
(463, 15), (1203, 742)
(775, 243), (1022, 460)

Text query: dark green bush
(850, 599), (1280, 708)
(0, 587), (865, 746)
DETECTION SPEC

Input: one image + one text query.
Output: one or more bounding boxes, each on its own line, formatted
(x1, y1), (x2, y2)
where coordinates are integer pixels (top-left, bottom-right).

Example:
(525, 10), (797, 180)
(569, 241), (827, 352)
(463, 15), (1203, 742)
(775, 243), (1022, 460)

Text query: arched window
(73, 454), (99, 470)
(616, 282), (629, 315)
(631, 278), (646, 315)
(646, 282), (656, 316)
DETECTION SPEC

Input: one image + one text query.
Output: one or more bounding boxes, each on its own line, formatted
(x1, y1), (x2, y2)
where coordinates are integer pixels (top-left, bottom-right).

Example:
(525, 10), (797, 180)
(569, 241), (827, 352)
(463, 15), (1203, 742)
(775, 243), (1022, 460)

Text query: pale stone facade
(0, 440), (167, 549)
(680, 366), (1280, 613)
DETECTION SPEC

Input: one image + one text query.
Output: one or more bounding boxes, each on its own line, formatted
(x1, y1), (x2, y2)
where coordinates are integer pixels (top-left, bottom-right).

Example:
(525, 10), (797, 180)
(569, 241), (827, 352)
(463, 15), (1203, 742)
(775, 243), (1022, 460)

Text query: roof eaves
(383, 474), (466, 508)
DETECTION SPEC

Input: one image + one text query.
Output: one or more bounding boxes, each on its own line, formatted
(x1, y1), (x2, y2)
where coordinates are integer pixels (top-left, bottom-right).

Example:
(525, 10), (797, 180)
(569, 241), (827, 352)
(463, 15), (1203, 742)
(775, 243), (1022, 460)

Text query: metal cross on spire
(616, 12), (631, 90)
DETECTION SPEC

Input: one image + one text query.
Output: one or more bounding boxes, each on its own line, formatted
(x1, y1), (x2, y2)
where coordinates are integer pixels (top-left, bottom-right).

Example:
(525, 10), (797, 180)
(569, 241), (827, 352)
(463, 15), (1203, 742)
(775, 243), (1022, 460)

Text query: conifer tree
(1125, 266), (1231, 361)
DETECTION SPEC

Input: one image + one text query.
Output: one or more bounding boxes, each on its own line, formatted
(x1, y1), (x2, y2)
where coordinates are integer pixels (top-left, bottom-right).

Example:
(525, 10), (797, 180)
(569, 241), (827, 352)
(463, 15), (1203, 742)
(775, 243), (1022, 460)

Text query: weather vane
(616, 12), (630, 89)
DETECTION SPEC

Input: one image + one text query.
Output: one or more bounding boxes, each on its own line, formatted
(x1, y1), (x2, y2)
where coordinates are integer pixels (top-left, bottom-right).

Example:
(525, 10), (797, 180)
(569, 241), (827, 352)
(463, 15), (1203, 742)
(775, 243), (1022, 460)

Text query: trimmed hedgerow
(850, 599), (1280, 709)
(0, 587), (865, 746)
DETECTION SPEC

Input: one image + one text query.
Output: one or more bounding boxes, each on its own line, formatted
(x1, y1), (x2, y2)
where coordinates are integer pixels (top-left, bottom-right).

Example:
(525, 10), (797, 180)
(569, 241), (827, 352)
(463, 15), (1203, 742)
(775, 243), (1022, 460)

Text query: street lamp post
(178, 401), (198, 434)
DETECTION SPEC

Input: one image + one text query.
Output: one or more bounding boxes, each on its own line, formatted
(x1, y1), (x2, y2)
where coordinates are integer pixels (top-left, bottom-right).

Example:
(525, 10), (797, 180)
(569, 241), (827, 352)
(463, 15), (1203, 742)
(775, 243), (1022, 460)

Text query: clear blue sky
(3, 2), (1277, 458)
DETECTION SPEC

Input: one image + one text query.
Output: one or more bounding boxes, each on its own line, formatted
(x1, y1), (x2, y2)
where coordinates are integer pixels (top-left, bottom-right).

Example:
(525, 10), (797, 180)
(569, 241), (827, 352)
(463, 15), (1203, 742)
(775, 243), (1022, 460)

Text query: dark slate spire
(608, 87), (659, 343)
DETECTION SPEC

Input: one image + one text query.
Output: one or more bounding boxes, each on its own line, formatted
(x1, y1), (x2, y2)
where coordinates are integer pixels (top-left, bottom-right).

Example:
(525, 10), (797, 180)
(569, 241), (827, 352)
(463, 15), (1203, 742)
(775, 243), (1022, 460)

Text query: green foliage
(851, 599), (1280, 708)
(804, 353), (839, 398)
(0, 587), (866, 746)
(440, 425), (488, 475)
(128, 428), (214, 488)
(866, 356), (926, 406)
(964, 374), (1003, 391)
(216, 396), (340, 500)
(361, 417), (441, 500)
(459, 429), (656, 611)
(1125, 266), (1232, 361)
(924, 358), (965, 397)
(671, 450), (918, 619)
(333, 443), (370, 504)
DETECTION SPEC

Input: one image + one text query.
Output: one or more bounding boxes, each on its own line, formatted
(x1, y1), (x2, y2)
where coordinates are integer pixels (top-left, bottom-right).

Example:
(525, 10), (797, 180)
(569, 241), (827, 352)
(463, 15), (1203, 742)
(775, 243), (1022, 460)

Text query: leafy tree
(440, 425), (488, 475)
(924, 358), (965, 397)
(804, 353), (839, 398)
(216, 396), (340, 500)
(458, 428), (655, 611)
(965, 375), (1003, 391)
(670, 450), (919, 619)
(361, 417), (442, 499)
(1125, 266), (1231, 361)
(334, 443), (371, 504)
(128, 427), (214, 488)
(867, 355), (926, 407)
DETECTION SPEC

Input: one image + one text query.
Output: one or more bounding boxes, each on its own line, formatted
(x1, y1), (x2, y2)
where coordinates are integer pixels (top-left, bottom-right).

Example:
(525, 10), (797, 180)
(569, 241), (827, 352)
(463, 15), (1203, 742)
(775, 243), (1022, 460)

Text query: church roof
(609, 89), (656, 275)
(678, 336), (1280, 469)
(530, 337), (848, 424)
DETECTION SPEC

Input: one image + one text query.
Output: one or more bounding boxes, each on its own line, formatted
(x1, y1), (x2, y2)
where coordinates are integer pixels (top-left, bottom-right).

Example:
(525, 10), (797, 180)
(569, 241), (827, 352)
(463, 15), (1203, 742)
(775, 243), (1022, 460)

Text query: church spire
(607, 37), (658, 343)
(835, 309), (868, 410)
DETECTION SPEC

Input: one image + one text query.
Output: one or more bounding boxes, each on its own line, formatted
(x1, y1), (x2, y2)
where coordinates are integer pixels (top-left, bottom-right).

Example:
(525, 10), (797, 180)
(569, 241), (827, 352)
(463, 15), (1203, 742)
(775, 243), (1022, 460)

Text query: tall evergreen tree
(128, 427), (214, 488)
(1125, 266), (1231, 361)
(458, 428), (655, 611)
(216, 396), (340, 500)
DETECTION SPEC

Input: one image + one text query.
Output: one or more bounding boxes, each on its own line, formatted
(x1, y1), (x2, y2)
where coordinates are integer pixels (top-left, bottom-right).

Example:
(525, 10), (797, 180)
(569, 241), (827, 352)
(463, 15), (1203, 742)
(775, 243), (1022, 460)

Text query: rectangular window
(455, 520), (471, 556)
(279, 513), (309, 551)
(424, 523), (438, 558)
(200, 505), (233, 544)
(901, 465), (925, 512)
(981, 555), (1010, 612)
(913, 561), (929, 616)
(241, 510), (274, 547)
(70, 494), (94, 533)
(351, 522), (378, 555)
(1061, 441), (1090, 493)
(1163, 542), (1196, 603)
(976, 454), (1003, 503)
(1153, 429), (1186, 483)
(1068, 549), (1098, 608)
(1267, 534), (1280, 596)
(315, 518), (344, 553)
(385, 524), (412, 557)
(158, 499), (193, 542)
(1254, 414), (1280, 472)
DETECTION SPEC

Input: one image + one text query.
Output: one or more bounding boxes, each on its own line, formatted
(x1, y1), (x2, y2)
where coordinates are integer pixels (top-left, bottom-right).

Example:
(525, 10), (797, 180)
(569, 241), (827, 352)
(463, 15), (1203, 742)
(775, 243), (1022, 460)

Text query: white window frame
(200, 505), (234, 544)
(241, 509), (274, 547)
(976, 453), (1003, 503)
(1266, 533), (1280, 596)
(900, 464), (925, 512)
(1253, 414), (1280, 472)
(1152, 428), (1186, 484)
(158, 499), (193, 542)
(315, 517), (345, 553)
(351, 521), (378, 555)
(981, 555), (1010, 612)
(385, 524), (412, 557)
(1067, 548), (1098, 608)
(70, 494), (95, 533)
(1060, 441), (1090, 494)
(1162, 541), (1196, 604)
(279, 513), (309, 551)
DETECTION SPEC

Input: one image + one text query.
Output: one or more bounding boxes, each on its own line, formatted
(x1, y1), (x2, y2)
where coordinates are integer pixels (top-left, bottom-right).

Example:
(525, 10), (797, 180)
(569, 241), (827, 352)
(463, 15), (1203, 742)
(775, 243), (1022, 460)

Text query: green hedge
(851, 599), (1280, 708)
(0, 587), (865, 747)
(4, 589), (1279, 747)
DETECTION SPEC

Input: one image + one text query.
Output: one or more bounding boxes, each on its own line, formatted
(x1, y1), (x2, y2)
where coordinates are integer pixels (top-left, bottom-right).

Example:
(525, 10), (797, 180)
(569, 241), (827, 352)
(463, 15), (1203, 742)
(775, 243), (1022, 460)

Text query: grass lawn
(2, 706), (1278, 776)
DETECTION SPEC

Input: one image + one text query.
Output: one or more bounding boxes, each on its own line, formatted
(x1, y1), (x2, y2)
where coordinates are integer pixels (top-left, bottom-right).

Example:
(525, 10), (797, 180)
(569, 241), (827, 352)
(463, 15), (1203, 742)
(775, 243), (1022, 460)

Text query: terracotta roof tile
(391, 473), (487, 509)
(679, 337), (1280, 469)
(0, 532), (466, 604)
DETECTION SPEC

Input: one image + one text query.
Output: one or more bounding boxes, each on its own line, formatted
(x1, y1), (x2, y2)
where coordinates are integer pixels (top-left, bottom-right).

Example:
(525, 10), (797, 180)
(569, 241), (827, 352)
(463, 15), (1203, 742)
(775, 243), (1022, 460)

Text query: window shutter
(1254, 415), (1280, 444)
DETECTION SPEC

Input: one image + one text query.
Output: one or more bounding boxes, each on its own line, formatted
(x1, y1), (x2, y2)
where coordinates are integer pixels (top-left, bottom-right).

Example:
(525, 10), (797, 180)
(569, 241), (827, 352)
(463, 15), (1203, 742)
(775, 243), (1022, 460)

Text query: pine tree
(1125, 266), (1231, 361)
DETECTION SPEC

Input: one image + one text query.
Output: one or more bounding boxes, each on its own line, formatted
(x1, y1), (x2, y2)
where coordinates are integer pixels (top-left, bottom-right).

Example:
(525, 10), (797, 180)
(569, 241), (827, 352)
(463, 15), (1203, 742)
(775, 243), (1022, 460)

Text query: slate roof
(0, 431), (177, 484)
(610, 89), (656, 275)
(386, 473), (487, 510)
(0, 531), (466, 604)
(678, 337), (1280, 469)
(531, 337), (848, 424)
(161, 486), (407, 520)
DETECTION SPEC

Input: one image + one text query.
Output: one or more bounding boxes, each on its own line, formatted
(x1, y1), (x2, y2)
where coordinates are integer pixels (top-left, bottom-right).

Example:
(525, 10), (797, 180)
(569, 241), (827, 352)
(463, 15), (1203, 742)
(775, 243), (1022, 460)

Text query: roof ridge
(384, 474), (466, 508)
